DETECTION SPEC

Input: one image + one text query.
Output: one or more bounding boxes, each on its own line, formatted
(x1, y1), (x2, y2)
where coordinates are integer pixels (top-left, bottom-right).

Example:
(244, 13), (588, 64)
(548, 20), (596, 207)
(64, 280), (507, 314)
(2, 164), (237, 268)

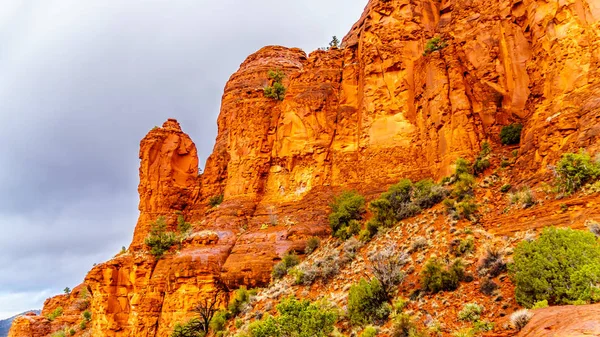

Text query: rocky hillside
(8, 0), (600, 336)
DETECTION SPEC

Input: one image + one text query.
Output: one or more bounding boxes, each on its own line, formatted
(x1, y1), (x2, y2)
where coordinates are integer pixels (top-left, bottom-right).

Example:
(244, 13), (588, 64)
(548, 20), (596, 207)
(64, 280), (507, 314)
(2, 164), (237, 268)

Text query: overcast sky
(0, 0), (367, 319)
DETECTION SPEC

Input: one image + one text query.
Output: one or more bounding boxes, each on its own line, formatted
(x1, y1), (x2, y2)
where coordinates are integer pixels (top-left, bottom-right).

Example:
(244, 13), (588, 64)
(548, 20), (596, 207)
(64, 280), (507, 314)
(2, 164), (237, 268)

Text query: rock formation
(9, 0), (600, 336)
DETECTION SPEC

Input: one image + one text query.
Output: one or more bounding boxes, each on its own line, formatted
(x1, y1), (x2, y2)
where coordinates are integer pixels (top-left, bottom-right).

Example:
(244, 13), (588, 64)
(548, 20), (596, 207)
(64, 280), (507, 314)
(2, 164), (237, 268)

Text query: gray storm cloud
(0, 0), (367, 318)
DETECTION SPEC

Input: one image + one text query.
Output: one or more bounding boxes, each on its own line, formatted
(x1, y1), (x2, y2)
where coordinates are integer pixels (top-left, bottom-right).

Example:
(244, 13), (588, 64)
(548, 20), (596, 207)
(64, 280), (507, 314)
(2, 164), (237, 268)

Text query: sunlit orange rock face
(9, 0), (600, 336)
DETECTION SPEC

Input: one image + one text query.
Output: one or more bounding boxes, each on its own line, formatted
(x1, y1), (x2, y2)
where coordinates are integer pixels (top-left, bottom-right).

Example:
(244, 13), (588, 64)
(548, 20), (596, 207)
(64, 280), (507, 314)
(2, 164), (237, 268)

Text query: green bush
(390, 314), (421, 337)
(329, 191), (365, 240)
(305, 237), (320, 254)
(472, 142), (492, 176)
(500, 184), (512, 193)
(228, 286), (255, 316)
(177, 213), (191, 234)
(46, 306), (63, 321)
(264, 70), (287, 101)
(348, 278), (390, 326)
(555, 150), (600, 194)
(360, 326), (378, 337)
(171, 318), (205, 337)
(247, 297), (337, 337)
(445, 197), (478, 221)
(272, 252), (300, 280)
(82, 310), (92, 322)
(369, 179), (446, 232)
(210, 310), (228, 332)
(500, 124), (523, 145)
(423, 36), (448, 56)
(209, 194), (224, 207)
(458, 303), (483, 322)
(144, 216), (177, 259)
(510, 227), (600, 307)
(51, 331), (66, 337)
(421, 259), (464, 293)
(450, 237), (474, 256)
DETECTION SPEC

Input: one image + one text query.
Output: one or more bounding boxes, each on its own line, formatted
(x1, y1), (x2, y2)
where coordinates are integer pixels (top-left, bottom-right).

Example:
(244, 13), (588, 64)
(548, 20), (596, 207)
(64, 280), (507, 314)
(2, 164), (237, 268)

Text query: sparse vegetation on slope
(329, 191), (365, 240)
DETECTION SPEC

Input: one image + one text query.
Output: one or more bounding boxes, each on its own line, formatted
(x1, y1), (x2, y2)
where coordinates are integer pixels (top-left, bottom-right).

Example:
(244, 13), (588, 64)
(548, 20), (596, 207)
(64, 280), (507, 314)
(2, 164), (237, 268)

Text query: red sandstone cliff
(9, 0), (600, 336)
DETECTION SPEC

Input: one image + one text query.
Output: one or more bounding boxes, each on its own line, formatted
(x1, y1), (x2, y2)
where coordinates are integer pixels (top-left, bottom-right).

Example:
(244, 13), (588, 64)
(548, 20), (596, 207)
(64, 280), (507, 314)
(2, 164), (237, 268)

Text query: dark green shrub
(348, 278), (389, 326)
(510, 227), (600, 307)
(369, 179), (447, 231)
(329, 36), (340, 49)
(272, 252), (300, 280)
(171, 318), (205, 337)
(69, 329), (75, 336)
(82, 310), (92, 322)
(177, 213), (191, 234)
(247, 297), (337, 337)
(452, 173), (475, 199)
(500, 184), (512, 193)
(444, 197), (478, 221)
(209, 194), (224, 207)
(450, 237), (474, 256)
(472, 142), (492, 176)
(264, 70), (287, 101)
(209, 310), (228, 333)
(454, 158), (472, 176)
(421, 259), (464, 293)
(423, 36), (448, 56)
(555, 150), (600, 194)
(305, 237), (320, 254)
(500, 124), (523, 145)
(228, 286), (254, 316)
(329, 191), (365, 240)
(144, 216), (177, 259)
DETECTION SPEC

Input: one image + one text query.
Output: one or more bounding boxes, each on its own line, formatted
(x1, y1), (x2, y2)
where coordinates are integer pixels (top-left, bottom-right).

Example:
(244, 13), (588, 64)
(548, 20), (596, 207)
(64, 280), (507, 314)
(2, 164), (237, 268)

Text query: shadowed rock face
(9, 0), (600, 336)
(517, 303), (600, 337)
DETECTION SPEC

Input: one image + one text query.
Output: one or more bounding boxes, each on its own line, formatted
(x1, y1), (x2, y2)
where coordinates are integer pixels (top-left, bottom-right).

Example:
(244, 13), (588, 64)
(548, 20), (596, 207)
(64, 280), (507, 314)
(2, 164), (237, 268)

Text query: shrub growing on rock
(555, 150), (600, 194)
(500, 124), (523, 145)
(458, 303), (483, 322)
(348, 278), (390, 326)
(423, 36), (448, 56)
(272, 252), (300, 280)
(145, 216), (177, 259)
(368, 179), (447, 235)
(510, 227), (600, 307)
(247, 297), (337, 337)
(264, 70), (287, 101)
(420, 259), (464, 293)
(329, 191), (365, 240)
(209, 194), (224, 207)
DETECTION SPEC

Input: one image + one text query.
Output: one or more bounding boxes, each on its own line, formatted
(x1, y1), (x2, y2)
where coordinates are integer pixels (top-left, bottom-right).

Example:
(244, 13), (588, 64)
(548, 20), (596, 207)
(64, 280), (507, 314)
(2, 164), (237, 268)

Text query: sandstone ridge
(9, 0), (600, 336)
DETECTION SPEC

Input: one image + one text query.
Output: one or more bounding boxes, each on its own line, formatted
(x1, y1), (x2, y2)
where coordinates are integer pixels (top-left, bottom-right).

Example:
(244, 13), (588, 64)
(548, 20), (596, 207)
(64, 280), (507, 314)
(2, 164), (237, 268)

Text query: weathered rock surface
(518, 303), (600, 337)
(10, 0), (600, 336)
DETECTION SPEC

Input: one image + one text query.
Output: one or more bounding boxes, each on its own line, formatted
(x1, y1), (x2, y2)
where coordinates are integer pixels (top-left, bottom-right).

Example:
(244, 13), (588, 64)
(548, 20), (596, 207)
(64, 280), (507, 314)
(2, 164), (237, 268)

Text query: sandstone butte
(8, 0), (600, 336)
